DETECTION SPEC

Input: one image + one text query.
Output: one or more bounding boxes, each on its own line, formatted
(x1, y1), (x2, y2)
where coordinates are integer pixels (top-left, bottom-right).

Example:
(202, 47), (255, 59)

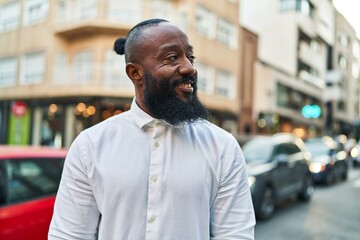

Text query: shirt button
(151, 176), (158, 183)
(154, 142), (160, 148)
(149, 215), (156, 223)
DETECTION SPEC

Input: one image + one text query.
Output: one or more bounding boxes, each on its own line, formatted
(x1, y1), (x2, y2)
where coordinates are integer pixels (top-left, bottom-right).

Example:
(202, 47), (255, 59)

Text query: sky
(333, 0), (360, 39)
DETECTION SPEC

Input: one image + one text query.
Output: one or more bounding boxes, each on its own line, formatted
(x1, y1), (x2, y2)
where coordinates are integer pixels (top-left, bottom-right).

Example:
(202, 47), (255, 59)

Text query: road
(254, 167), (360, 240)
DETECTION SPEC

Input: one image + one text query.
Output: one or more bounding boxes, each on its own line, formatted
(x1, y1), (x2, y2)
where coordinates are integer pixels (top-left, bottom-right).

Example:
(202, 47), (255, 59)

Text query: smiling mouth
(176, 81), (194, 96)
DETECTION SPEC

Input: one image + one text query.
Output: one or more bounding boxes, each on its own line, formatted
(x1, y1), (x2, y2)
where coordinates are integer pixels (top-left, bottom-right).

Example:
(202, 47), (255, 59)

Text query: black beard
(143, 71), (211, 125)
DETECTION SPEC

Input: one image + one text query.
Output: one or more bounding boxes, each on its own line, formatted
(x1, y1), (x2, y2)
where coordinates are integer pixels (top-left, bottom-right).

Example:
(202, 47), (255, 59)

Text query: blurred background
(1, 0), (360, 147)
(0, 0), (360, 240)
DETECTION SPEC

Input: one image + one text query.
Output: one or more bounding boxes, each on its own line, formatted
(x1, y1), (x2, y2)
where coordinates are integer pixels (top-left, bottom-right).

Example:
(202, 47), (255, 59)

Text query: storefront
(0, 97), (133, 147)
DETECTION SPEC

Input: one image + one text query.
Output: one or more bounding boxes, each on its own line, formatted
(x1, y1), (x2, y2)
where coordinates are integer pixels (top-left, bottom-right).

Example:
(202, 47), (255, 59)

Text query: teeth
(180, 83), (192, 88)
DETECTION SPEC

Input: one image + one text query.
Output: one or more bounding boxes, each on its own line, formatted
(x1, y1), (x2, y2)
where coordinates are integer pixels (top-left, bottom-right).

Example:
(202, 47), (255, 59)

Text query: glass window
(107, 0), (141, 24)
(23, 0), (49, 26)
(352, 62), (359, 79)
(195, 5), (216, 38)
(338, 54), (348, 69)
(0, 56), (17, 87)
(53, 52), (69, 85)
(74, 0), (97, 20)
(338, 33), (349, 47)
(20, 51), (46, 85)
(352, 41), (359, 58)
(5, 157), (64, 205)
(0, 1), (20, 32)
(104, 50), (132, 89)
(72, 50), (93, 85)
(215, 69), (236, 99)
(195, 62), (214, 94)
(217, 17), (237, 48)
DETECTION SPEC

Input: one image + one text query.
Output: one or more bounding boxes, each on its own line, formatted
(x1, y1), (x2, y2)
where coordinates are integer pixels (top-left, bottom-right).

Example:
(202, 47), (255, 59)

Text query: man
(49, 18), (255, 239)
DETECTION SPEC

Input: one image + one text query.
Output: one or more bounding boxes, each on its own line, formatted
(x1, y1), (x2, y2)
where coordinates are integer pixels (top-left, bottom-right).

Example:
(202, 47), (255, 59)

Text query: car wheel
(257, 186), (275, 220)
(298, 175), (314, 201)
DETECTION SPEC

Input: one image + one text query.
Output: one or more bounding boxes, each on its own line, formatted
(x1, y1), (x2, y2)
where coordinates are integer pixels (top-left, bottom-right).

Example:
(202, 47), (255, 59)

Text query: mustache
(173, 75), (197, 87)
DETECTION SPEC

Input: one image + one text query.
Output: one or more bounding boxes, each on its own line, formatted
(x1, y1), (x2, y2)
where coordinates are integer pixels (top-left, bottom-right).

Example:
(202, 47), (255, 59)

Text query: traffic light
(301, 104), (321, 119)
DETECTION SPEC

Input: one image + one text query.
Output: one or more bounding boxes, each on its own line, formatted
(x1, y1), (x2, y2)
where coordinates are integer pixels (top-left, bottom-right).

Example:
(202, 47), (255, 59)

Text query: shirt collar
(130, 98), (184, 130)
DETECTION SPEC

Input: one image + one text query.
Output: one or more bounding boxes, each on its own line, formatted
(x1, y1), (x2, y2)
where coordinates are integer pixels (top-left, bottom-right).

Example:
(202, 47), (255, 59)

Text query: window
(195, 5), (216, 38)
(74, 0), (97, 20)
(353, 41), (359, 58)
(23, 0), (49, 26)
(195, 62), (214, 94)
(107, 0), (141, 23)
(279, 0), (313, 17)
(217, 17), (237, 48)
(73, 50), (93, 85)
(53, 52), (68, 85)
(20, 51), (45, 85)
(338, 33), (349, 47)
(352, 62), (359, 79)
(0, 1), (20, 32)
(0, 56), (17, 87)
(215, 69), (236, 99)
(104, 50), (132, 89)
(4, 158), (64, 205)
(338, 54), (347, 69)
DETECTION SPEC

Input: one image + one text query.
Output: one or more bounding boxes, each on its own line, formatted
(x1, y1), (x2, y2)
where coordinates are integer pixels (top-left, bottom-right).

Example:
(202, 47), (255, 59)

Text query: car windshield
(242, 138), (274, 163)
(305, 140), (331, 157)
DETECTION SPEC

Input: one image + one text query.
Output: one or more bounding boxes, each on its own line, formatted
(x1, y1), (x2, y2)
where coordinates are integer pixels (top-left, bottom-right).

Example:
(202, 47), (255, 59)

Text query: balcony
(298, 42), (325, 73)
(53, 0), (179, 38)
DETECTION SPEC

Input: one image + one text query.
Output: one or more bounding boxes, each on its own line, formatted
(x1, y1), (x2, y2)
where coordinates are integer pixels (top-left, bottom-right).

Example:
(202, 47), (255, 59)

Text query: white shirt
(49, 99), (255, 240)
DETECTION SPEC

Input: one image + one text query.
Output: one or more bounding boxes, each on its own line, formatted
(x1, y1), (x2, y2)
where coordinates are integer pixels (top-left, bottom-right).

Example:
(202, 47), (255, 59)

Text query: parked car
(242, 133), (314, 220)
(0, 145), (67, 240)
(305, 136), (348, 184)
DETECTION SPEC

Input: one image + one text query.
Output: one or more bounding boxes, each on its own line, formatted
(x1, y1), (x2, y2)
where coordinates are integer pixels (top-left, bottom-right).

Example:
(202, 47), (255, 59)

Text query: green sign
(7, 102), (31, 145)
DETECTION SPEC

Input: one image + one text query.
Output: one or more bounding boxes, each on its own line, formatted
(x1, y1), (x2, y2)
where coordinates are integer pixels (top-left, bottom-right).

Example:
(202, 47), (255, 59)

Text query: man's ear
(126, 63), (143, 85)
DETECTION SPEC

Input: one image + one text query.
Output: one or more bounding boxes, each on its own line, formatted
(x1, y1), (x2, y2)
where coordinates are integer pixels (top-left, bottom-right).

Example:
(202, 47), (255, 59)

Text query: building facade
(240, 0), (359, 138)
(0, 0), (243, 147)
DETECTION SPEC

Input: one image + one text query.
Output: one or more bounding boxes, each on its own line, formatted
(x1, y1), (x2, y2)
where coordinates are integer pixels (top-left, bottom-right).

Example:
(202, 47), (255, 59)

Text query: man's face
(136, 23), (210, 125)
(143, 70), (210, 125)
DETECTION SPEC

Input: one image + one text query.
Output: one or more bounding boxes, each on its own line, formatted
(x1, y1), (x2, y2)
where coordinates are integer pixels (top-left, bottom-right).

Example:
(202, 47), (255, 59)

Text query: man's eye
(168, 55), (178, 61)
(188, 55), (196, 64)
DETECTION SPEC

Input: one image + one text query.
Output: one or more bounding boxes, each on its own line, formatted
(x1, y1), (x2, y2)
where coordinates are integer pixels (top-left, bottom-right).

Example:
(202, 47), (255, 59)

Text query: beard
(143, 71), (211, 126)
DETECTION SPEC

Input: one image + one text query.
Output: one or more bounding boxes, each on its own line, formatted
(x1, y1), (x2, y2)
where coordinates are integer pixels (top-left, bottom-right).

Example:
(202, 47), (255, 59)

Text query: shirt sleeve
(48, 133), (100, 240)
(210, 136), (256, 240)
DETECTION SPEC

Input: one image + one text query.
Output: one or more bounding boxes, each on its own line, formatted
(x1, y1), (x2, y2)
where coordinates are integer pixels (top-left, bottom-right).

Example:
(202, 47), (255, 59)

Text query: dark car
(242, 133), (313, 220)
(305, 136), (348, 184)
(0, 145), (67, 240)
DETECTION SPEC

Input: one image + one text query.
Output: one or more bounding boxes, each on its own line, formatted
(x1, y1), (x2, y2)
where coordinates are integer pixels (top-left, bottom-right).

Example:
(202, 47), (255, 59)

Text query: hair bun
(114, 37), (126, 55)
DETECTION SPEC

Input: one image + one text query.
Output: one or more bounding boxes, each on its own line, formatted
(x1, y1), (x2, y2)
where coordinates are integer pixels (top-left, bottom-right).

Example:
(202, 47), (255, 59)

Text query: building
(239, 0), (356, 138)
(0, 0), (244, 147)
(329, 10), (360, 137)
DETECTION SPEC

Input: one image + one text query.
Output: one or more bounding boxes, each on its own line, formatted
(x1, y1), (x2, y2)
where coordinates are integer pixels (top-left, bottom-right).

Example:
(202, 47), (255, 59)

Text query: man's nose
(179, 57), (196, 76)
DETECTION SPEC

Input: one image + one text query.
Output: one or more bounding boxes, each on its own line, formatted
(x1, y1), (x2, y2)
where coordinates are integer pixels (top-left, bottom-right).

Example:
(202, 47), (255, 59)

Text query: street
(254, 167), (360, 240)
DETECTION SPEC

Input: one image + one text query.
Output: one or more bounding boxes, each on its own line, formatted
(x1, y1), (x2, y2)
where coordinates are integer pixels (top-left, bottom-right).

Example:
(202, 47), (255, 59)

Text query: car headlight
(309, 162), (325, 173)
(248, 176), (256, 188)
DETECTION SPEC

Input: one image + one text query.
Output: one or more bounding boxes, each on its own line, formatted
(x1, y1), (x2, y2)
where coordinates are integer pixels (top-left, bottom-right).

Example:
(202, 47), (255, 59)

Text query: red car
(0, 145), (67, 240)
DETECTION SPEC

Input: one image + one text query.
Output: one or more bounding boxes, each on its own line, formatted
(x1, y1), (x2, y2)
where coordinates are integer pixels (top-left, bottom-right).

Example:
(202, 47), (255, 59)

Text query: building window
(280, 0), (313, 17)
(23, 0), (49, 26)
(217, 17), (237, 48)
(107, 0), (141, 23)
(338, 54), (347, 69)
(75, 0), (97, 20)
(104, 50), (132, 89)
(195, 62), (214, 95)
(215, 69), (236, 99)
(352, 62), (359, 79)
(20, 51), (45, 85)
(73, 50), (93, 85)
(338, 33), (349, 47)
(0, 56), (17, 87)
(195, 5), (216, 38)
(0, 1), (20, 32)
(53, 52), (69, 85)
(353, 41), (359, 58)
